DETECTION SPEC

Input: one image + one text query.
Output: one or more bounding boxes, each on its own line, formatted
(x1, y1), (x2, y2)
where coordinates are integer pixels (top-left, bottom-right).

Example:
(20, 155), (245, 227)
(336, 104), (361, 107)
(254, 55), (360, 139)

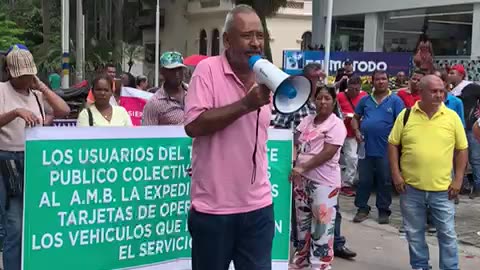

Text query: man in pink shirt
(184, 5), (273, 270)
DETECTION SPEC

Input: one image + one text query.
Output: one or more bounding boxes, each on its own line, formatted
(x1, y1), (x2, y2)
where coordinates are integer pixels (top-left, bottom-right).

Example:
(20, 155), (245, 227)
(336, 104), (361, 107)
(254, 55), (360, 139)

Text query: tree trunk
(260, 15), (273, 62)
(41, 0), (51, 47)
(112, 0), (124, 68)
(99, 0), (108, 40)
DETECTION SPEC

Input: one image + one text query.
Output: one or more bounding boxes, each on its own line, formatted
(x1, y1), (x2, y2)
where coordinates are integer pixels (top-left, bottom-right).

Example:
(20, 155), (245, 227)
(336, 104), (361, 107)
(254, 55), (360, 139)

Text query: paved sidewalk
(339, 193), (480, 247)
(333, 211), (480, 270)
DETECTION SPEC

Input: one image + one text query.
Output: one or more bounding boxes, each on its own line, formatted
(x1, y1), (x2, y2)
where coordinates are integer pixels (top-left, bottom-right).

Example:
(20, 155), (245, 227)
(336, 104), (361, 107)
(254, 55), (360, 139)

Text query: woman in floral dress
(289, 85), (347, 270)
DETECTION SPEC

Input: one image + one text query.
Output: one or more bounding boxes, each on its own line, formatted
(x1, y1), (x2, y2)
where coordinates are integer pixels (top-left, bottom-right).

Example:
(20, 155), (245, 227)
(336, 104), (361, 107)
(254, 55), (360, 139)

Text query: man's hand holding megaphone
(242, 84), (271, 112)
(249, 55), (312, 114)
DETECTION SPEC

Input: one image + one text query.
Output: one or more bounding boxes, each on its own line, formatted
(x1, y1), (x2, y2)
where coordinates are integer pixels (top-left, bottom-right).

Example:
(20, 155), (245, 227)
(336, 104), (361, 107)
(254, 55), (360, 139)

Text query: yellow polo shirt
(388, 103), (468, 191)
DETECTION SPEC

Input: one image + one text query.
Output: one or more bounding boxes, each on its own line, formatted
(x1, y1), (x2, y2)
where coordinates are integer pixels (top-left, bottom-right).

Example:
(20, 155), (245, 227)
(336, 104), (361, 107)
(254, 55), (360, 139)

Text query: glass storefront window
(332, 15), (365, 52)
(384, 4), (473, 56)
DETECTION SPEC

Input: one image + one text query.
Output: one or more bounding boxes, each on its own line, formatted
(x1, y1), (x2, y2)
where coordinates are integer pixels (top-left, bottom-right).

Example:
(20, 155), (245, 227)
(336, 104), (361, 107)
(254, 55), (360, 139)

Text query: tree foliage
(235, 0), (287, 62)
(0, 13), (25, 51)
(0, 0), (62, 75)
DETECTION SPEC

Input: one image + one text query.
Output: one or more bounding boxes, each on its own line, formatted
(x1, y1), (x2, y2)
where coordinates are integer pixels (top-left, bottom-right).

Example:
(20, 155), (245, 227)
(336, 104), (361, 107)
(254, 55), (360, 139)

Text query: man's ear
(222, 32), (230, 50)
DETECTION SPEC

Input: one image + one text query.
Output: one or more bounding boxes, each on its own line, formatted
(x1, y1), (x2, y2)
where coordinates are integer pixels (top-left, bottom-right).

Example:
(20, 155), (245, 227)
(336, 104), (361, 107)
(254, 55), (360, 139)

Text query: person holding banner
(0, 44), (70, 270)
(184, 5), (274, 270)
(77, 75), (132, 127)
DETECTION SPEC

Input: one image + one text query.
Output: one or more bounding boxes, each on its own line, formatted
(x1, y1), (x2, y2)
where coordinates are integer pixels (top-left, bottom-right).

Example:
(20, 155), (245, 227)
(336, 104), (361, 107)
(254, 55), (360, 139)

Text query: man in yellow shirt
(388, 75), (468, 270)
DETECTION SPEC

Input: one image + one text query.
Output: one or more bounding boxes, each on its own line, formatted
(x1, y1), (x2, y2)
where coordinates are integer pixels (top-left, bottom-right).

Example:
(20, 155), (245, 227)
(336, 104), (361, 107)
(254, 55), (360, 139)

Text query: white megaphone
(249, 55), (311, 114)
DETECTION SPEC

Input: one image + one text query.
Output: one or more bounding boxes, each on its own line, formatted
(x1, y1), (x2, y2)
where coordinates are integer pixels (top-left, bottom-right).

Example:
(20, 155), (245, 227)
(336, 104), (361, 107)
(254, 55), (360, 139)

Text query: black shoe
(378, 214), (390, 225)
(353, 211), (369, 223)
(469, 187), (480, 199)
(335, 246), (357, 259)
(427, 225), (437, 234)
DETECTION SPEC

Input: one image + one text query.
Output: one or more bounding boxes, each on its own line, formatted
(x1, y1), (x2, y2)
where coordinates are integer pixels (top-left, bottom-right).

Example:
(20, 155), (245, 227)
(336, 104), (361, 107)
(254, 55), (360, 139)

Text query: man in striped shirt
(142, 51), (188, 125)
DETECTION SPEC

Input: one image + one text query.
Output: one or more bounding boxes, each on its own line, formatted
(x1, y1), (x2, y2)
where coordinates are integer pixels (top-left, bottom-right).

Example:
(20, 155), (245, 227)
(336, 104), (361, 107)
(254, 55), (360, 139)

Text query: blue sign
(283, 50), (413, 76)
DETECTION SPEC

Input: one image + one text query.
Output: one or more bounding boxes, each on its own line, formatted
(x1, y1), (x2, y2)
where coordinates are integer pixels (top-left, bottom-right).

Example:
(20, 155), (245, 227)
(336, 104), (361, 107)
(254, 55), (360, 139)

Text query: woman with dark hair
(289, 84), (347, 270)
(77, 75), (132, 127)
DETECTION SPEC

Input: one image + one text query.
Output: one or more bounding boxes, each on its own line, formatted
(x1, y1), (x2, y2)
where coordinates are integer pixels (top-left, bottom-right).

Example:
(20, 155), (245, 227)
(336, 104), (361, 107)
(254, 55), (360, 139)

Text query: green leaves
(0, 14), (25, 51)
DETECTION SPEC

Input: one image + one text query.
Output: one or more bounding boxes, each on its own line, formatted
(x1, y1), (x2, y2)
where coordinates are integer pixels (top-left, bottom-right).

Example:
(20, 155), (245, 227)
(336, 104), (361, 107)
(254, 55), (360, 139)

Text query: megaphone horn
(249, 55), (312, 114)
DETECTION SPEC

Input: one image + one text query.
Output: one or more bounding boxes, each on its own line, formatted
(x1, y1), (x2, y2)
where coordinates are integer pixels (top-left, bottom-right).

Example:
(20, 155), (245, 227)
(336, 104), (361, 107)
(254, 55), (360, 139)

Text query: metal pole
(61, 0), (70, 88)
(324, 0), (333, 80)
(82, 14), (85, 80)
(76, 0), (83, 82)
(154, 0), (160, 87)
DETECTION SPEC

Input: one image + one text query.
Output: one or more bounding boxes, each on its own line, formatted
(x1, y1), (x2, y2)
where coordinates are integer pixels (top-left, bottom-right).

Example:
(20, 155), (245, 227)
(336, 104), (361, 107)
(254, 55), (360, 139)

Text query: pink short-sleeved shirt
(184, 54), (272, 215)
(296, 114), (347, 187)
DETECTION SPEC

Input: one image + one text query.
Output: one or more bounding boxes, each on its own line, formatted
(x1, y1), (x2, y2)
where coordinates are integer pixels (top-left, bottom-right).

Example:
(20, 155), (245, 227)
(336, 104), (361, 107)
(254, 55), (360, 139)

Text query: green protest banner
(23, 127), (292, 270)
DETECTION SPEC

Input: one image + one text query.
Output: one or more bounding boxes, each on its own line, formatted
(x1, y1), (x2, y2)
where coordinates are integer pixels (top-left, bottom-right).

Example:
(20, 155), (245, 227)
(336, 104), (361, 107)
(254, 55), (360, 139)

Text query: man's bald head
(418, 75), (444, 91)
(418, 75), (445, 107)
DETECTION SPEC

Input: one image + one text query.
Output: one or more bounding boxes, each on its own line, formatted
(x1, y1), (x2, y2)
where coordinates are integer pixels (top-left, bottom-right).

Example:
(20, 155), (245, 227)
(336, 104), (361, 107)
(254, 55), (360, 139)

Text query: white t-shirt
(0, 82), (45, 151)
(76, 105), (132, 127)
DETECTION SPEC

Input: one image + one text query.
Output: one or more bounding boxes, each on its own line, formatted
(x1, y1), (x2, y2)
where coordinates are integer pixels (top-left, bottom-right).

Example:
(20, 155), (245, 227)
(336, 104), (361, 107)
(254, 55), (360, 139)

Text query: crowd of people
(0, 3), (479, 270)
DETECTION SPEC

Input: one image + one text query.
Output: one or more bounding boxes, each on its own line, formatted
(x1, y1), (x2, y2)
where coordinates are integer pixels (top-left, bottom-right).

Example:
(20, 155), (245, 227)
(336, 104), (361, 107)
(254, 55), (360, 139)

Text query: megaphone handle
(250, 108), (261, 185)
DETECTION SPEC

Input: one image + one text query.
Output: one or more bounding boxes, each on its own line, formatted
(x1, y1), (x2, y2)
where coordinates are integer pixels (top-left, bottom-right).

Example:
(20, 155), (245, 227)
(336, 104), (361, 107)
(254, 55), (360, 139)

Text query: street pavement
(334, 194), (480, 270)
(339, 193), (480, 247)
(1, 194), (477, 269)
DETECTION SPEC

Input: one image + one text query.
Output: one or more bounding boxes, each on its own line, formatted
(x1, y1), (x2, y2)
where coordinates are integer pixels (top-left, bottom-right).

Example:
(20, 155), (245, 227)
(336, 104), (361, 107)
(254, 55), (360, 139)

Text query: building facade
(140, 0), (480, 81)
(314, 0), (479, 58)
(141, 0), (313, 79)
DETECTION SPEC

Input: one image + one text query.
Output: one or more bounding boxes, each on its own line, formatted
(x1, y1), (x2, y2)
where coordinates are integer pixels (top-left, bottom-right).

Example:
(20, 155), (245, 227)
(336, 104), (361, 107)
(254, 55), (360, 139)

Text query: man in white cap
(0, 44), (69, 270)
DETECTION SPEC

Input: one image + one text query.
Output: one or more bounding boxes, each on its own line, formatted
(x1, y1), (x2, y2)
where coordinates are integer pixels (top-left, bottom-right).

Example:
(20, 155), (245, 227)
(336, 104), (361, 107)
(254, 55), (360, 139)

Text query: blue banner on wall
(283, 50), (413, 76)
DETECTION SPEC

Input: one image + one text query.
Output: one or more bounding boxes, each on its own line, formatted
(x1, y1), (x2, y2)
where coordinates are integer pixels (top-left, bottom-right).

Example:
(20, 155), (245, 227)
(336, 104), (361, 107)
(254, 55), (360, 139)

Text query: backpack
(403, 108), (411, 127)
(398, 108), (411, 170)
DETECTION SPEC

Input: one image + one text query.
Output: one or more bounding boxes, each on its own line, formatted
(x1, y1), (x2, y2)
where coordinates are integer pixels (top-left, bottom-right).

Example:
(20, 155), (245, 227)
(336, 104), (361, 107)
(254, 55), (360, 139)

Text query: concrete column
(312, 0), (326, 48)
(471, 3), (480, 60)
(363, 13), (385, 52)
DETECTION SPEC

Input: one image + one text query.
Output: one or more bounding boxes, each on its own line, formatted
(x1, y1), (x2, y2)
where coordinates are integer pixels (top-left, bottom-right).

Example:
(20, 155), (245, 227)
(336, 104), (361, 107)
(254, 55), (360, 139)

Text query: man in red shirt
(337, 76), (368, 196)
(396, 69), (425, 108)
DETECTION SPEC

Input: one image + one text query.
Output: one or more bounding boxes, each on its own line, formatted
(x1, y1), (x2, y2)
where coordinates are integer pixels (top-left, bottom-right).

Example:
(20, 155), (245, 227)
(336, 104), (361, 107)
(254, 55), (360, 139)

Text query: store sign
(283, 50), (413, 76)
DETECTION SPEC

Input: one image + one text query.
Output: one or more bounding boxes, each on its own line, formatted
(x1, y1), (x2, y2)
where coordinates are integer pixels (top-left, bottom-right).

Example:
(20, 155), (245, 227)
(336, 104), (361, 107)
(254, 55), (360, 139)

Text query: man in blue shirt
(434, 69), (466, 127)
(445, 93), (465, 127)
(351, 70), (405, 224)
